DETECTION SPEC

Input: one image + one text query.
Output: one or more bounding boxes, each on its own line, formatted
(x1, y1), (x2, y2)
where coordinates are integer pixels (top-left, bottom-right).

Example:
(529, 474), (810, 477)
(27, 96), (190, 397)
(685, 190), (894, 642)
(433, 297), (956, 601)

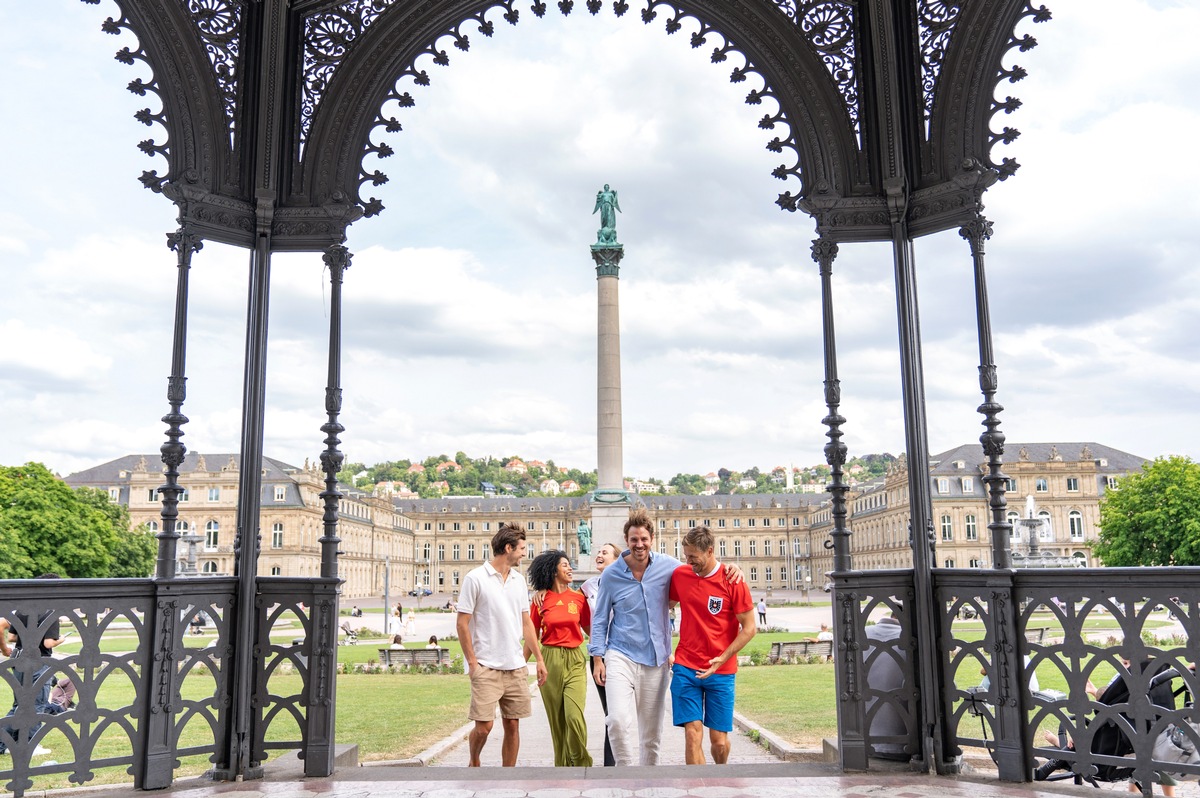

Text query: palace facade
(65, 441), (1147, 599)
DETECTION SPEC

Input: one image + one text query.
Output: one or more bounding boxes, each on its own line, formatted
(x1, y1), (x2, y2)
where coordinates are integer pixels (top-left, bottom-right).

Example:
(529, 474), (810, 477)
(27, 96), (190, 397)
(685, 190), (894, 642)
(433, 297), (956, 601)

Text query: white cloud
(1, 1), (1197, 484)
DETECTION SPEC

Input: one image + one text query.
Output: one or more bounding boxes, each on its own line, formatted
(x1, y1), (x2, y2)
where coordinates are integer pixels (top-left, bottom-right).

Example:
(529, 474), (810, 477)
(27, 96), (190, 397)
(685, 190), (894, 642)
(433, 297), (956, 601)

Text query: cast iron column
(960, 215), (1013, 570)
(814, 238), (851, 573)
(306, 243), (348, 777)
(156, 226), (202, 579)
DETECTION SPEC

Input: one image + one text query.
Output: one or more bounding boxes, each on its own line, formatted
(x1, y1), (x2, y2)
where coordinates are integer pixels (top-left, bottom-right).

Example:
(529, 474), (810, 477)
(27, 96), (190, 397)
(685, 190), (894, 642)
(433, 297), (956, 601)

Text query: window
(969, 558), (982, 568)
(438, 571), (445, 586)
(764, 539), (772, 557)
(422, 543), (431, 561)
(719, 540), (727, 557)
(272, 523), (283, 549)
(484, 522), (492, 531)
(526, 521), (535, 531)
(778, 518), (786, 527)
(1069, 510), (1084, 541)
(961, 477), (973, 493)
(147, 488), (158, 502)
(270, 566), (281, 575)
(438, 522), (446, 532)
(763, 518), (771, 527)
(765, 566), (773, 583)
(273, 485), (285, 502)
(1039, 510), (1053, 541)
(937, 478), (950, 494)
(468, 522), (476, 531)
(423, 523), (432, 531)
(941, 514), (953, 541)
(1007, 511), (1020, 538)
(147, 520), (159, 532)
(208, 487), (220, 502)
(1106, 476), (1119, 490)
(528, 543), (536, 558)
(748, 518), (756, 527)
(793, 539), (803, 556)
(965, 515), (978, 541)
(1066, 477), (1079, 492)
(659, 519), (667, 530)
(204, 520), (219, 550)
(674, 540), (681, 559)
(792, 517), (801, 526)
(482, 543), (490, 560)
(453, 571), (460, 587)
(733, 540), (742, 557)
(717, 519), (726, 528)
(749, 539), (757, 556)
(437, 544), (445, 561)
(733, 518), (741, 528)
(452, 522), (461, 531)
(1005, 478), (1017, 492)
(1035, 477), (1048, 492)
(452, 543), (460, 561)
(109, 487), (120, 501)
(659, 540), (666, 554)
(944, 558), (955, 568)
(203, 561), (218, 574)
(749, 567), (758, 582)
(468, 543), (476, 560)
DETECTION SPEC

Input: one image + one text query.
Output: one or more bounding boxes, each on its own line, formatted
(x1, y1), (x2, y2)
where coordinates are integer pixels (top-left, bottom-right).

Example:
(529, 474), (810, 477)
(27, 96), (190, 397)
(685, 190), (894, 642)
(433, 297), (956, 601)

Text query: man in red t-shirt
(668, 526), (757, 764)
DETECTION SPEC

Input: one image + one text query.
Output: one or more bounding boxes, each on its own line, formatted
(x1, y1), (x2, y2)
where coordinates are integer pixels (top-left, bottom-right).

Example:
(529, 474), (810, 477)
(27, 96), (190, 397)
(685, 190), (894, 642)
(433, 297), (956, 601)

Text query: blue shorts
(670, 663), (736, 732)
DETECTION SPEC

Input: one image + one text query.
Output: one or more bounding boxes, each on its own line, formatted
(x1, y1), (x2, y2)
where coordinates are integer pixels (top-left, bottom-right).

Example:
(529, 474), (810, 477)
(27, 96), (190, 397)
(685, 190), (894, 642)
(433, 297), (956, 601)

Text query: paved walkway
(427, 663), (781, 767)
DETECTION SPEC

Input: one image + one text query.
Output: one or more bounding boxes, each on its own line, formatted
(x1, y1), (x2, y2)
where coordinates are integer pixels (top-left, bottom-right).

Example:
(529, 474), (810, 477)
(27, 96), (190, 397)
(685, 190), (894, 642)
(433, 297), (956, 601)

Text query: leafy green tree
(1094, 455), (1200, 566)
(0, 463), (114, 578)
(76, 486), (156, 577)
(337, 461), (366, 486)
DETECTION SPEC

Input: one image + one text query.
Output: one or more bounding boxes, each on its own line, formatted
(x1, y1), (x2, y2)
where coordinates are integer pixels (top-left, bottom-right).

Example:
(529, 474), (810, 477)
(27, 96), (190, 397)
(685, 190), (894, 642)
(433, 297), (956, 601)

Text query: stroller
(1035, 659), (1197, 788)
(339, 620), (359, 646)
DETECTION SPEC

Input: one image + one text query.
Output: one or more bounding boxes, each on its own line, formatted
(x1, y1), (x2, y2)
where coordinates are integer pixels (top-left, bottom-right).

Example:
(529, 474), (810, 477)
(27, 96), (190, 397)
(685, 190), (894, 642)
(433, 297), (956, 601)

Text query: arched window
(1072, 551), (1088, 567)
(205, 520), (219, 550)
(202, 561), (218, 574)
(1069, 510), (1084, 540)
(147, 520), (159, 533)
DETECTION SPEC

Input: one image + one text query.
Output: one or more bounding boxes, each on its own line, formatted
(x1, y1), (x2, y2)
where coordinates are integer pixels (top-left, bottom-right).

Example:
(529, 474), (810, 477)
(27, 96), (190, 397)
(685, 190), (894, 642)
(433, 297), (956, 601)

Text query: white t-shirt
(458, 561), (529, 671)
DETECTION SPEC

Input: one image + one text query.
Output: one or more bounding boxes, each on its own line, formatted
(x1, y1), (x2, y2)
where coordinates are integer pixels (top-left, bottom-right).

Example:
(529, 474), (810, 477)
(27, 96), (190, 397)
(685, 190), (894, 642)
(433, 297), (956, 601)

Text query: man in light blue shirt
(590, 510), (742, 765)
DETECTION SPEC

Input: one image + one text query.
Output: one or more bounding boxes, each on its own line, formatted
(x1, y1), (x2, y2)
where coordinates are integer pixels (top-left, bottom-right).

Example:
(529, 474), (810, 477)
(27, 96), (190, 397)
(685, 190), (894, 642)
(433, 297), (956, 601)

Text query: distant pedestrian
(756, 598), (767, 626)
(0, 573), (69, 756)
(457, 523), (547, 767)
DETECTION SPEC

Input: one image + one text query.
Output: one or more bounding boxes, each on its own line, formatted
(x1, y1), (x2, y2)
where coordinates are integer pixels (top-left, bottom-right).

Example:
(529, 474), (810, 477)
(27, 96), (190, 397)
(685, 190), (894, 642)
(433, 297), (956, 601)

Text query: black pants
(589, 656), (615, 766)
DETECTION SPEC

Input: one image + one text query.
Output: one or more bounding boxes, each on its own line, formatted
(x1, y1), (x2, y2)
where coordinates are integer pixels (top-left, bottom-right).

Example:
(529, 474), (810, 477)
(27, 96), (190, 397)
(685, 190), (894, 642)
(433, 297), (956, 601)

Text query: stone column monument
(587, 184), (631, 564)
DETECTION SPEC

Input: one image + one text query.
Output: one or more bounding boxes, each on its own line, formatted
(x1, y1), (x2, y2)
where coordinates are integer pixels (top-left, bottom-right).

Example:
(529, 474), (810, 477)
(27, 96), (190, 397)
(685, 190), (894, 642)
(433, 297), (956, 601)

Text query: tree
(0, 463), (114, 578)
(77, 487), (156, 578)
(1094, 455), (1200, 566)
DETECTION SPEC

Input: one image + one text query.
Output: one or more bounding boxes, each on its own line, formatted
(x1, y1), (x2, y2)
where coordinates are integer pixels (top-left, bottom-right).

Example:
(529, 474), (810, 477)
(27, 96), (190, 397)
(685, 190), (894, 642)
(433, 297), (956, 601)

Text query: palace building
(65, 442), (1147, 599)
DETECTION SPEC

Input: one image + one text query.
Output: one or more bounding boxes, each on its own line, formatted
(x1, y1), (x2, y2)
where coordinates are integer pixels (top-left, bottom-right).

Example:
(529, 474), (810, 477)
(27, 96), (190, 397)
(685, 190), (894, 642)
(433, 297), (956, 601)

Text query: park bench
(768, 640), (833, 662)
(1025, 626), (1049, 644)
(377, 647), (452, 667)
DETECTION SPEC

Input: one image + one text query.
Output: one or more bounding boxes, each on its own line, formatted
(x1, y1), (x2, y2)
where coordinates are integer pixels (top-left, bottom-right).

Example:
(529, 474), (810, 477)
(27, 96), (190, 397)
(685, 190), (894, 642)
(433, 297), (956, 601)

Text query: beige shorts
(468, 665), (531, 721)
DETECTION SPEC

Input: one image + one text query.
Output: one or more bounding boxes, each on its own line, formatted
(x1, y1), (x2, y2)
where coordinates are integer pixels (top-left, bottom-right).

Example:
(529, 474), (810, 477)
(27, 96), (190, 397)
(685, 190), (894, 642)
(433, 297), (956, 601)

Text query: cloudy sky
(1, 1), (1198, 482)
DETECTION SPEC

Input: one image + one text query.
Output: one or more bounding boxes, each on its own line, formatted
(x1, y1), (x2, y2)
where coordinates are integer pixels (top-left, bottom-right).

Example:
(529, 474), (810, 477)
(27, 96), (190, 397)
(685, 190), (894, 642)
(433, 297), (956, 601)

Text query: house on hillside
(505, 459), (527, 474)
(539, 479), (560, 495)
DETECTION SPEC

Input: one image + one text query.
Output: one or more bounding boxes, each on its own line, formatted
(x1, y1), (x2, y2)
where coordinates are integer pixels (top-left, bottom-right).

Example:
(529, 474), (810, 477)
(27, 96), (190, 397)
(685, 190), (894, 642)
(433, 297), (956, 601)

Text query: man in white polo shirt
(456, 523), (547, 766)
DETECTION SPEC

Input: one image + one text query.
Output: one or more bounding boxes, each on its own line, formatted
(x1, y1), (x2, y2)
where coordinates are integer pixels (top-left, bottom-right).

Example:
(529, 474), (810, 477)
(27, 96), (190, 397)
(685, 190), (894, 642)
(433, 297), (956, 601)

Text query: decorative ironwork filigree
(983, 0), (1051, 180)
(188, 0), (245, 143)
(301, 0), (404, 147)
(918, 0), (960, 136)
(797, 1), (858, 138)
(84, 1), (172, 191)
(355, 1), (805, 219)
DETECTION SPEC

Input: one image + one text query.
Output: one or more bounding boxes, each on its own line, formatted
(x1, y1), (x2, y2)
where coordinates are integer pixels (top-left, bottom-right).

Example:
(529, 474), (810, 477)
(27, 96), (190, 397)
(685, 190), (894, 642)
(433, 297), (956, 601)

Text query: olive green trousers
(540, 644), (594, 767)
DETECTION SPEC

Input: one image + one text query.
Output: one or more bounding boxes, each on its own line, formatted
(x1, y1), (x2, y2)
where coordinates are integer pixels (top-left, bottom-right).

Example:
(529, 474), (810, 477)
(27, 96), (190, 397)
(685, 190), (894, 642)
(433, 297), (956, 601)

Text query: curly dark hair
(529, 549), (569, 592)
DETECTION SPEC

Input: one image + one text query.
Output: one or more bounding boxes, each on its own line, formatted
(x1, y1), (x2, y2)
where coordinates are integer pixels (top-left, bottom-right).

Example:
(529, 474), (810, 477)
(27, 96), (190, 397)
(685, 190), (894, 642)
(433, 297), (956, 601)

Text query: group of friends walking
(455, 509), (757, 767)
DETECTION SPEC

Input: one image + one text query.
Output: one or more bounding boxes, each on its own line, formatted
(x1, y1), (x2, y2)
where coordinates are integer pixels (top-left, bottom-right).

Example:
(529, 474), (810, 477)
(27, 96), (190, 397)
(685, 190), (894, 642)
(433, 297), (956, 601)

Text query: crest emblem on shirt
(708, 596), (723, 615)
(568, 602), (579, 615)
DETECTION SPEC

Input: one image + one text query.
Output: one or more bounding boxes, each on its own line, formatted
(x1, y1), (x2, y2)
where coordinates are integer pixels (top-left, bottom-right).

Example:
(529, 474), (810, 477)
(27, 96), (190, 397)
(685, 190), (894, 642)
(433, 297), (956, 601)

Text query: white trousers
(604, 649), (670, 766)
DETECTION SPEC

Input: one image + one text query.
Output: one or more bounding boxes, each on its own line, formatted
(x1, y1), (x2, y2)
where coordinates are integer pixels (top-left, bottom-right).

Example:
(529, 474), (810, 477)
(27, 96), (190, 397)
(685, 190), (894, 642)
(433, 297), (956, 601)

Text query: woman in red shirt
(529, 549), (593, 767)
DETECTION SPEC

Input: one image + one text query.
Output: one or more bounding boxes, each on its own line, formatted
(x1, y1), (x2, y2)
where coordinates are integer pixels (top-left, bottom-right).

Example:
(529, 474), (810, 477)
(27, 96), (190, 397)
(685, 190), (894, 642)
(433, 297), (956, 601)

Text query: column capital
(591, 244), (624, 277)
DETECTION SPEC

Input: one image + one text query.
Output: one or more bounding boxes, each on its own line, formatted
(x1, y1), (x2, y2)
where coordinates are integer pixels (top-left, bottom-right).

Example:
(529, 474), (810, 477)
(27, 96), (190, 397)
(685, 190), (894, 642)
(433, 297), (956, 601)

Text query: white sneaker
(33, 745), (51, 756)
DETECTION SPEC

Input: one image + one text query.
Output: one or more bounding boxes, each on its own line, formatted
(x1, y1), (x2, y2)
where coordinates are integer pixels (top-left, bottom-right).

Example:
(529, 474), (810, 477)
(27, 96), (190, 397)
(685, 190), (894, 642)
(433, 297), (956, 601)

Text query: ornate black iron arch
(83, 0), (1048, 251)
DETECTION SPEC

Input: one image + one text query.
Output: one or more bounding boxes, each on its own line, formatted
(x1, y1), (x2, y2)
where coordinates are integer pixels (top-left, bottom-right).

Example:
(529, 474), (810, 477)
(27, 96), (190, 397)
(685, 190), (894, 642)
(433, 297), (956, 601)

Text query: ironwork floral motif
(188, 0), (244, 142)
(982, 0), (1050, 180)
(797, 1), (858, 138)
(301, 0), (403, 146)
(918, 0), (959, 135)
